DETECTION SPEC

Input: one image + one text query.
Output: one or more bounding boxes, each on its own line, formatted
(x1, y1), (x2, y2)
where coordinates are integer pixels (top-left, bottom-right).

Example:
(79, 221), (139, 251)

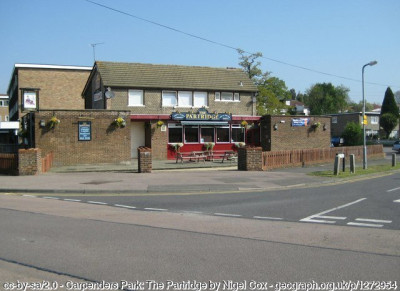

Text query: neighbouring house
(330, 112), (385, 143)
(0, 94), (19, 145)
(284, 100), (310, 115)
(82, 61), (259, 159)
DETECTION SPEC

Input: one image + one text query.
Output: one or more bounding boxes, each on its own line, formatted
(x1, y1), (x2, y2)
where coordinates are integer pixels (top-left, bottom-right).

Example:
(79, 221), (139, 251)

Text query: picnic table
(175, 151), (207, 163)
(176, 150), (238, 164)
(207, 150), (237, 163)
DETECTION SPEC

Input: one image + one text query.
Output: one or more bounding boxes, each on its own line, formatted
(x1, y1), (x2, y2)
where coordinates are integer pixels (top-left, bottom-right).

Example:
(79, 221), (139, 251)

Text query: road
(0, 173), (399, 288)
(37, 172), (400, 230)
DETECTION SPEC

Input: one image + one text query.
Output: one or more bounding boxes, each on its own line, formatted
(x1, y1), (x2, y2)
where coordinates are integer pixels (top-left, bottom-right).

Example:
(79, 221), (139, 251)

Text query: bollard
(392, 153), (396, 167)
(350, 154), (355, 173)
(334, 153), (345, 176)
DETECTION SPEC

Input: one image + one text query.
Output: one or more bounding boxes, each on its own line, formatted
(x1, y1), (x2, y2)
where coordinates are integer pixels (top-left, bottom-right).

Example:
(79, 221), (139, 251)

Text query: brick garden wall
(34, 110), (131, 166)
(261, 115), (331, 151)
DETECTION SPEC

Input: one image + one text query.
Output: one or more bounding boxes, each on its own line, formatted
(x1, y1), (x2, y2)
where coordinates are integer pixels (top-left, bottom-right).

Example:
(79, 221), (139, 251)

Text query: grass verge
(308, 163), (400, 178)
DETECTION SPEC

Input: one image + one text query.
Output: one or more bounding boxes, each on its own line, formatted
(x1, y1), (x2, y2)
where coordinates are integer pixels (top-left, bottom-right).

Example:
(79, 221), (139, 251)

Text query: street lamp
(362, 60), (377, 169)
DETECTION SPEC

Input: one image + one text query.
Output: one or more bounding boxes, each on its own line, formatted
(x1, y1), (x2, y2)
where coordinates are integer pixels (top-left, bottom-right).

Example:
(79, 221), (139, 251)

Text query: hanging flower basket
(157, 120), (164, 128)
(204, 142), (215, 151)
(311, 122), (321, 130)
(48, 116), (60, 129)
(241, 120), (248, 128)
(234, 142), (246, 148)
(171, 143), (184, 152)
(113, 117), (126, 128)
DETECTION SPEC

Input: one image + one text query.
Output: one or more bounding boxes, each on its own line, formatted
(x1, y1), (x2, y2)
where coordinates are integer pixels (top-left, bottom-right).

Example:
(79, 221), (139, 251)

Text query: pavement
(0, 148), (398, 194)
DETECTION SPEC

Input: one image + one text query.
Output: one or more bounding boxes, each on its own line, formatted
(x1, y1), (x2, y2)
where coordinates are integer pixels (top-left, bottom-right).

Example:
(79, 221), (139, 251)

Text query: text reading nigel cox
(2, 280), (398, 291)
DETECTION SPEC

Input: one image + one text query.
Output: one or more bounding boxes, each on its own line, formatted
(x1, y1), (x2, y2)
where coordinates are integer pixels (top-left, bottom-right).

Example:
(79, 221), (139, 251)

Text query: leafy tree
(381, 87), (399, 118)
(380, 113), (398, 139)
(342, 122), (363, 146)
(303, 83), (350, 115)
(348, 101), (374, 112)
(237, 49), (291, 115)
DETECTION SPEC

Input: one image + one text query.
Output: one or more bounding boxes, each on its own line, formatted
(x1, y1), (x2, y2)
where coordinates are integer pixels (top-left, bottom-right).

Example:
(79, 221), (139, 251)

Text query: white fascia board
(15, 63), (92, 71)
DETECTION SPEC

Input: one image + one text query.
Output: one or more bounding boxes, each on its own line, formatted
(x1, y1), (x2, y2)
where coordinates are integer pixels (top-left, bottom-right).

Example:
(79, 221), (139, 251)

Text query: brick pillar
(238, 147), (263, 171)
(18, 148), (42, 175)
(138, 147), (152, 173)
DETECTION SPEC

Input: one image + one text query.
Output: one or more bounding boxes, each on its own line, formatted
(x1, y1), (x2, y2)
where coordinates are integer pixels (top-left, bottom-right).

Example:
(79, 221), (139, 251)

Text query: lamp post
(362, 60), (377, 169)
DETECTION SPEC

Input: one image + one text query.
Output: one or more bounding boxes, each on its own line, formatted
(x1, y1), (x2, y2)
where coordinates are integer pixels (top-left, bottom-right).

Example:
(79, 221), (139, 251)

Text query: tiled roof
(96, 61), (258, 92)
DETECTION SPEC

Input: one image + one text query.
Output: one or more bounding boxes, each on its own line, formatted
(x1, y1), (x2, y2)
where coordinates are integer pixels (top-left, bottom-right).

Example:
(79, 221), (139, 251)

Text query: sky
(0, 0), (399, 104)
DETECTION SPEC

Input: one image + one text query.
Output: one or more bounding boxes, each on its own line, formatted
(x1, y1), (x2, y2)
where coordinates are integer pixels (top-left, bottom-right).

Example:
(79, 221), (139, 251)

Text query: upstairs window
(162, 91), (177, 107)
(216, 92), (240, 102)
(178, 91), (192, 107)
(128, 90), (144, 106)
(193, 92), (207, 107)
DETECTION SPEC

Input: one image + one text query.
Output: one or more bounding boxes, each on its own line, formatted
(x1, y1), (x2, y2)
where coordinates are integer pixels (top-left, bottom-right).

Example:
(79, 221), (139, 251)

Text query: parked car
(392, 141), (400, 152)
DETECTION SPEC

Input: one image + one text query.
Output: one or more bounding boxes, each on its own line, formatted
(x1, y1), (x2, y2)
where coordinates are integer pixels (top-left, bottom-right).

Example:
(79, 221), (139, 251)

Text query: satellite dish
(105, 87), (115, 99)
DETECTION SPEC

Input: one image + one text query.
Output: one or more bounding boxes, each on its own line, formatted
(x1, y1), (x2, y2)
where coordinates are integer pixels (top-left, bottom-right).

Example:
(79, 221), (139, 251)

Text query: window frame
(231, 125), (245, 143)
(162, 91), (178, 107)
(200, 126), (215, 143)
(167, 123), (183, 144)
(128, 89), (144, 107)
(215, 92), (240, 102)
(184, 125), (199, 143)
(216, 126), (230, 143)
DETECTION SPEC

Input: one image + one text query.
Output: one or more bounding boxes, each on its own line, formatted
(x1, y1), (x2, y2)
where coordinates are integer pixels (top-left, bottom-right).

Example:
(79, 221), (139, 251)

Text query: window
(128, 90), (144, 106)
(194, 92), (207, 107)
(162, 91), (177, 107)
(221, 92), (233, 101)
(185, 126), (199, 143)
(168, 124), (183, 143)
(201, 127), (214, 143)
(371, 116), (379, 124)
(5, 116), (9, 122)
(178, 91), (192, 107)
(231, 125), (245, 142)
(332, 116), (338, 124)
(217, 127), (230, 143)
(216, 92), (240, 102)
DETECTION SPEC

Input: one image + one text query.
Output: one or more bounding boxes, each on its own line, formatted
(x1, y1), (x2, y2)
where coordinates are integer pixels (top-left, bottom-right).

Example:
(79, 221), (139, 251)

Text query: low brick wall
(238, 147), (263, 171)
(138, 147), (152, 173)
(18, 148), (42, 175)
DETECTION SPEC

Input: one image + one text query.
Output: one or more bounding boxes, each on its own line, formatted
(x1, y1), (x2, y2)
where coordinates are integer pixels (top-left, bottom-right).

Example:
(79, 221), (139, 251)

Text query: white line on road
(318, 215), (347, 220)
(347, 222), (383, 228)
(387, 187), (400, 192)
(394, 199), (400, 203)
(23, 195), (36, 198)
(355, 218), (392, 224)
(300, 198), (366, 224)
(87, 201), (108, 205)
(144, 208), (168, 211)
(114, 204), (136, 209)
(214, 213), (242, 217)
(42, 197), (60, 200)
(63, 199), (81, 202)
(253, 216), (283, 220)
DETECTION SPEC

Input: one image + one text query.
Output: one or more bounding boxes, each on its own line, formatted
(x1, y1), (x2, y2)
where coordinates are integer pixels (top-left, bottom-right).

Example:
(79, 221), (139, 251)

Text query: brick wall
(149, 122), (168, 159)
(17, 68), (90, 120)
(238, 147), (263, 171)
(34, 110), (131, 166)
(261, 115), (331, 151)
(18, 148), (41, 175)
(137, 147), (152, 173)
(108, 89), (256, 116)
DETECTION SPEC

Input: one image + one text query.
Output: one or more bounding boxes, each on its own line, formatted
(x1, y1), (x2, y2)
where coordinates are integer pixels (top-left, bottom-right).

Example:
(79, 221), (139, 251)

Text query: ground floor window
(231, 125), (245, 142)
(201, 127), (214, 143)
(185, 126), (199, 143)
(217, 127), (230, 143)
(168, 124), (182, 143)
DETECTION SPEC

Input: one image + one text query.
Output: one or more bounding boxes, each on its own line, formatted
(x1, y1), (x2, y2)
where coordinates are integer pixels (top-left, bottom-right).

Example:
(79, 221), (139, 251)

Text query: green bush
(342, 122), (363, 146)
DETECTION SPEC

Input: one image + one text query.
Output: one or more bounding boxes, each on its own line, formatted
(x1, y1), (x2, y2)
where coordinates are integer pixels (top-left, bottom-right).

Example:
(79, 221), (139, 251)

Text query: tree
(237, 49), (291, 115)
(348, 101), (374, 112)
(303, 83), (350, 115)
(342, 122), (363, 146)
(380, 113), (398, 139)
(381, 87), (399, 118)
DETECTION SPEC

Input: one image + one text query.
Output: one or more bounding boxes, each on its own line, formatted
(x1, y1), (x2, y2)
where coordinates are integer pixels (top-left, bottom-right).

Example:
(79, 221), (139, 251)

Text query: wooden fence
(262, 145), (384, 170)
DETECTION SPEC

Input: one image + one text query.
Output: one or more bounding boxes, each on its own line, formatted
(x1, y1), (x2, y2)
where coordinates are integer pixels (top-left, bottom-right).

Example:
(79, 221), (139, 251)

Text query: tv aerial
(90, 42), (105, 62)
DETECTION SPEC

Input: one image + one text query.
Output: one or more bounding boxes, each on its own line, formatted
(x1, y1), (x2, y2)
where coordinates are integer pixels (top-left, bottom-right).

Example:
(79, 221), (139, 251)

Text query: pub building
(82, 61), (259, 160)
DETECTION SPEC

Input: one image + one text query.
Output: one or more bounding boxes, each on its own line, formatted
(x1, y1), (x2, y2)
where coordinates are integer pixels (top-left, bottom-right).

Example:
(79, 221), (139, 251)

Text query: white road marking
(387, 187), (400, 192)
(87, 201), (107, 205)
(42, 197), (59, 200)
(355, 218), (392, 224)
(318, 215), (347, 220)
(182, 211), (203, 214)
(144, 208), (167, 211)
(394, 199), (400, 203)
(347, 222), (383, 228)
(300, 198), (366, 224)
(64, 199), (81, 202)
(114, 204), (136, 209)
(253, 216), (283, 220)
(23, 195), (36, 198)
(214, 213), (242, 217)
